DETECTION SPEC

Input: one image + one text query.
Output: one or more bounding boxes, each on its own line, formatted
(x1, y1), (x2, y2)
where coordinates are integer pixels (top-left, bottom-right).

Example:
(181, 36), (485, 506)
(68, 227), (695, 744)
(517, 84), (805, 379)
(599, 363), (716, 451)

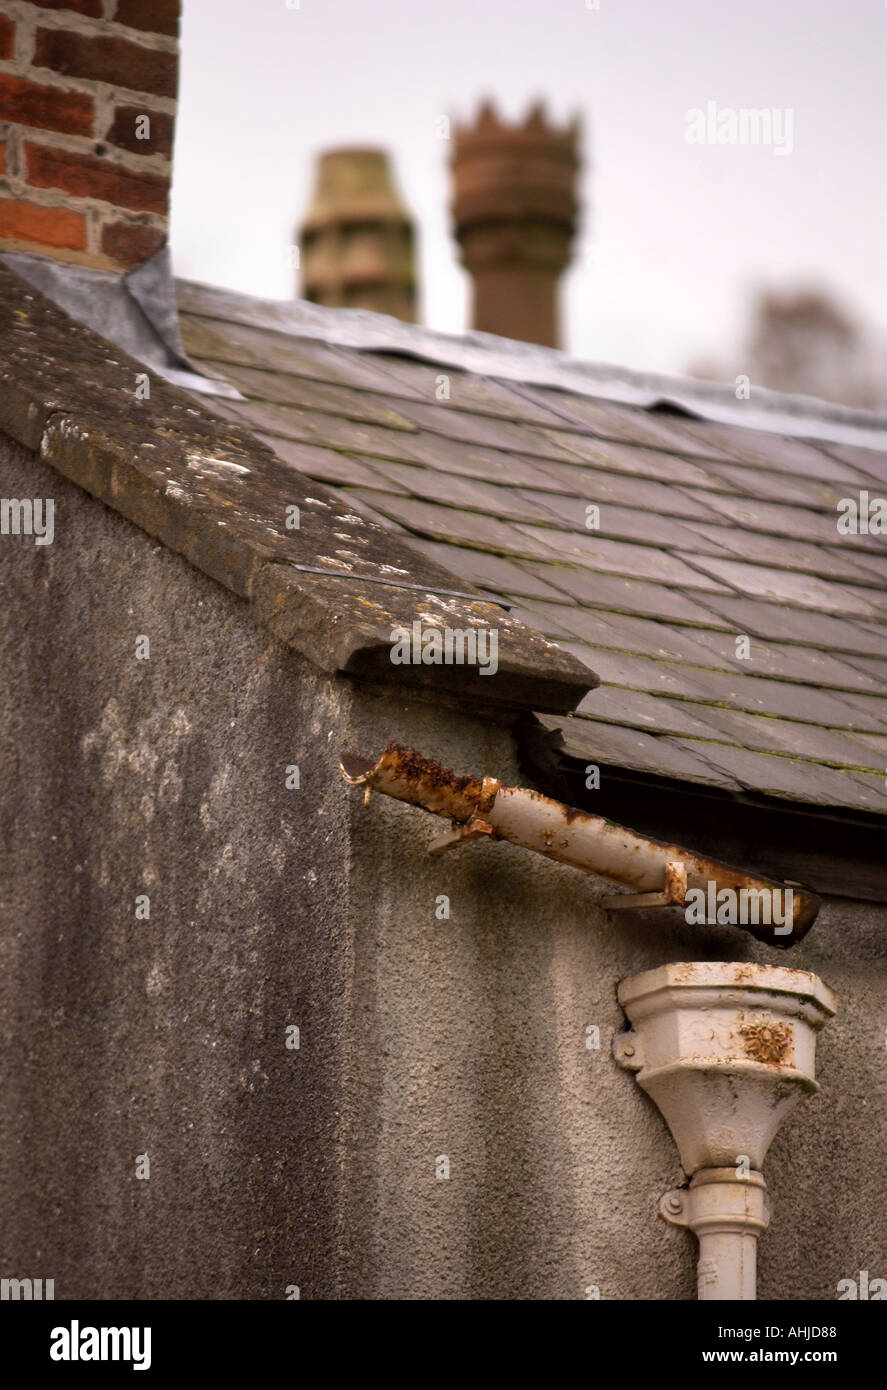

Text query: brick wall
(0, 1), (179, 270)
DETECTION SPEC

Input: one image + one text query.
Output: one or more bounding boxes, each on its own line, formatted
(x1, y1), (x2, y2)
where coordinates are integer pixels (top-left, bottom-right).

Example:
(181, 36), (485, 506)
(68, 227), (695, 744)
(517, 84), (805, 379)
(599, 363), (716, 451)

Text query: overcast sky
(170, 0), (887, 376)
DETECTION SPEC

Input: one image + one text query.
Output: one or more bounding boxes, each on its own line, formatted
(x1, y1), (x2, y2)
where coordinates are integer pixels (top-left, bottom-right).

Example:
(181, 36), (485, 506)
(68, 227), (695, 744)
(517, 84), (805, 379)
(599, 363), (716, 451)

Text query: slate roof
(0, 263), (588, 714)
(174, 277), (887, 821)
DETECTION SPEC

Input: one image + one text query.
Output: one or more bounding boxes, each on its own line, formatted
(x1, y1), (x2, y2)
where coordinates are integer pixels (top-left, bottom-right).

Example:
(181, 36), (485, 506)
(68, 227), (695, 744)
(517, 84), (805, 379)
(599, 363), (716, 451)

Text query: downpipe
(614, 962), (837, 1300)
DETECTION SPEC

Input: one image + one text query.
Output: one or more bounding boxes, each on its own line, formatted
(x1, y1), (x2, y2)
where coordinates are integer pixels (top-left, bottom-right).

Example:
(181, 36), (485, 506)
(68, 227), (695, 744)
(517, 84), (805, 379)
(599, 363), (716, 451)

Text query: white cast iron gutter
(339, 742), (821, 945)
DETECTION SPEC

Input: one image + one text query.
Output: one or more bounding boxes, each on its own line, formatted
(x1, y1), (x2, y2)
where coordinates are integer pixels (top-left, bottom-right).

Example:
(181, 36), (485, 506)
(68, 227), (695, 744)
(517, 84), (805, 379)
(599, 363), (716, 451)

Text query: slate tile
(527, 603), (632, 647)
(405, 543), (573, 602)
(839, 653), (887, 689)
(572, 686), (731, 738)
(698, 460), (853, 512)
(501, 387), (674, 445)
(842, 551), (887, 587)
(541, 604), (736, 670)
(359, 356), (570, 425)
(356, 458), (556, 523)
(609, 408), (741, 461)
(195, 360), (419, 429)
(818, 443), (887, 484)
(511, 390), (737, 460)
(177, 291), (887, 821)
(679, 489), (853, 548)
(348, 492), (561, 558)
(532, 563), (732, 625)
(573, 644), (887, 729)
(520, 464), (716, 519)
(326, 489), (411, 534)
(672, 739), (887, 814)
(677, 421), (871, 483)
(226, 399), (417, 459)
(690, 592), (887, 655)
(376, 396), (580, 460)
(678, 520), (879, 584)
(677, 704), (887, 771)
(850, 622), (887, 654)
(679, 628), (887, 693)
(838, 584), (887, 618)
(507, 601), (579, 640)
(552, 715), (742, 786)
(193, 393), (253, 428)
(673, 553), (881, 619)
(370, 428), (563, 488)
(180, 313), (261, 367)
(845, 731), (887, 759)
(520, 490), (707, 549)
(181, 313), (416, 394)
(257, 434), (407, 490)
(560, 645), (726, 702)
(539, 432), (733, 487)
(756, 642), (887, 695)
(690, 669), (887, 731)
(834, 690), (887, 731)
(517, 526), (731, 591)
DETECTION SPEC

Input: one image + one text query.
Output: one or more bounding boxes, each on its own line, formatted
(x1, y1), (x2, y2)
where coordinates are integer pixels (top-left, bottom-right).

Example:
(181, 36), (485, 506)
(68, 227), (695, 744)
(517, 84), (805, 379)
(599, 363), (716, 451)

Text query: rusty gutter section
(339, 742), (821, 946)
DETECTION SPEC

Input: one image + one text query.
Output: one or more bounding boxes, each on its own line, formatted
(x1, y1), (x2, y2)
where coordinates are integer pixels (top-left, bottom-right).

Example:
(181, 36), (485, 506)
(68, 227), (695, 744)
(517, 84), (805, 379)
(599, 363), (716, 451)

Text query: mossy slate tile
(689, 592), (887, 656)
(673, 739), (887, 813)
(676, 554), (881, 619)
(676, 705), (887, 771)
(554, 717), (743, 786)
(572, 687), (732, 739)
(517, 526), (732, 591)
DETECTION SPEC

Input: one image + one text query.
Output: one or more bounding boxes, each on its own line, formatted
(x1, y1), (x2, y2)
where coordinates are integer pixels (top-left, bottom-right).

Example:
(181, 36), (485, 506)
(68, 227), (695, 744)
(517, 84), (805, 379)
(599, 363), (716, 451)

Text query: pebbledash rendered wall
(1, 429), (886, 1301)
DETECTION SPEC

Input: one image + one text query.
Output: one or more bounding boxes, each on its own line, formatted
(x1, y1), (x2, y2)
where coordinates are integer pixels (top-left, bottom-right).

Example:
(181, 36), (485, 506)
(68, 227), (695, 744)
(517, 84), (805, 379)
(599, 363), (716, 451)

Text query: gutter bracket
(603, 860), (687, 911)
(612, 1030), (644, 1072)
(427, 816), (495, 855)
(659, 1189), (691, 1228)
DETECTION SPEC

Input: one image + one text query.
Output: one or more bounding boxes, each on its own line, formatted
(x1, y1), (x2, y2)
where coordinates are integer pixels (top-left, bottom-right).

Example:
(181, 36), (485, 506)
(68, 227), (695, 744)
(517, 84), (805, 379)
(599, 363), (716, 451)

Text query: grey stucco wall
(1, 431), (886, 1300)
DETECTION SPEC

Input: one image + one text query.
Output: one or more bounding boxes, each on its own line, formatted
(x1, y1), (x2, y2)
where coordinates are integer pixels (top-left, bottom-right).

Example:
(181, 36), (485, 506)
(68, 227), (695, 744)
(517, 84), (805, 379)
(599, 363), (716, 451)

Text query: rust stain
(381, 740), (486, 805)
(739, 1020), (794, 1067)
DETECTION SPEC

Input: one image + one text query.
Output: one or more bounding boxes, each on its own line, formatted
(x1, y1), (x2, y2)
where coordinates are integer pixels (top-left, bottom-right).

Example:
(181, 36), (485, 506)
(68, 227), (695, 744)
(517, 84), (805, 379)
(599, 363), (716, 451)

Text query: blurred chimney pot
(296, 148), (417, 323)
(449, 100), (581, 348)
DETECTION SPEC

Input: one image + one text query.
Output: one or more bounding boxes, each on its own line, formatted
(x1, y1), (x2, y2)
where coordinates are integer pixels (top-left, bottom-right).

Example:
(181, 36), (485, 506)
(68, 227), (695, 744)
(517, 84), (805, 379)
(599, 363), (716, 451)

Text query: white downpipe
(662, 1169), (769, 1301)
(614, 962), (836, 1301)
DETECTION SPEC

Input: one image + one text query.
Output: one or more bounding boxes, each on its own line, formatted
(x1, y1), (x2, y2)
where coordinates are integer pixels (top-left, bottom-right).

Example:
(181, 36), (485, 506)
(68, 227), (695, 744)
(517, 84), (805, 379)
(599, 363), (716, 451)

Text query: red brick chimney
(297, 147), (417, 323)
(450, 100), (580, 349)
(0, 0), (179, 271)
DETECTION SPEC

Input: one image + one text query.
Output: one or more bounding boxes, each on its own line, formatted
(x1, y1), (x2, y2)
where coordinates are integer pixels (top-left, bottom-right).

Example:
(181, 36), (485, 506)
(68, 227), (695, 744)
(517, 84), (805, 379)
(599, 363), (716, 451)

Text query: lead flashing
(176, 277), (887, 451)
